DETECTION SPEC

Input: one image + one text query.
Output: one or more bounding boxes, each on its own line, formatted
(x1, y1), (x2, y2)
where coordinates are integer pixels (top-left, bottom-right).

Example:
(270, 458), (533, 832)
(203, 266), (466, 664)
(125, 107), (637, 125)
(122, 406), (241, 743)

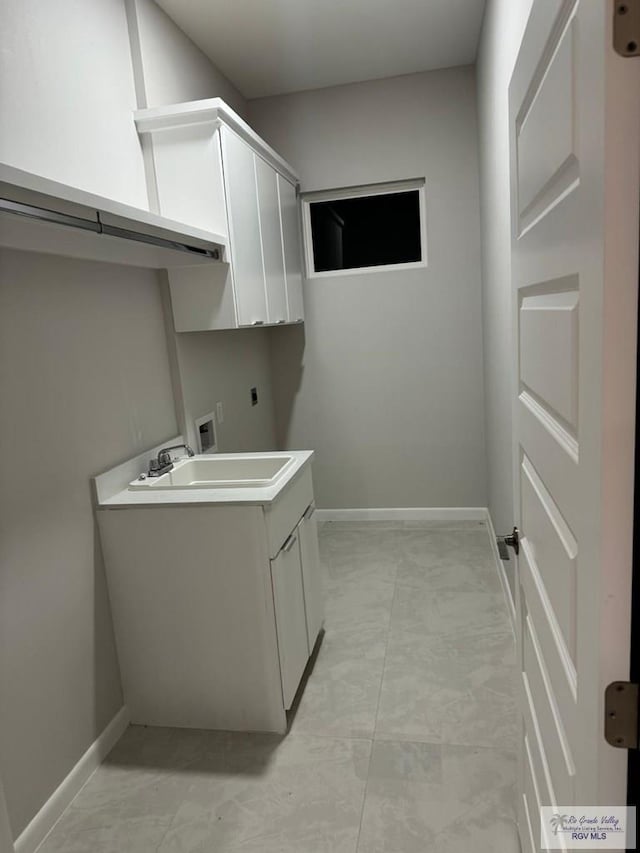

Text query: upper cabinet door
(277, 175), (304, 323)
(220, 128), (268, 327)
(254, 156), (288, 325)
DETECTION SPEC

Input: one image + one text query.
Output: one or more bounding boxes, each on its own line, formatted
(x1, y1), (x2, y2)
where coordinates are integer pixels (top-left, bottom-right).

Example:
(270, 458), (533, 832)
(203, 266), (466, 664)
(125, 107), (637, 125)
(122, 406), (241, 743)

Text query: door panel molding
(521, 537), (577, 702)
(521, 454), (577, 663)
(517, 11), (579, 231)
(524, 611), (576, 802)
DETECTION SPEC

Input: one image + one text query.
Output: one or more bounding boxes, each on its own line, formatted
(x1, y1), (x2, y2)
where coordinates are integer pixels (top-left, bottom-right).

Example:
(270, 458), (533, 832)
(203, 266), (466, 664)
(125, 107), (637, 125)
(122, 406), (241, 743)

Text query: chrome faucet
(147, 443), (195, 477)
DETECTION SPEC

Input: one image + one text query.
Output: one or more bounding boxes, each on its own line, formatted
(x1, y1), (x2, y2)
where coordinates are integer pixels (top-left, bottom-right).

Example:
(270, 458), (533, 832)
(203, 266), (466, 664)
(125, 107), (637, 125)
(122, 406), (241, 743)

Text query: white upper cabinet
(135, 99), (304, 332)
(278, 174), (305, 323)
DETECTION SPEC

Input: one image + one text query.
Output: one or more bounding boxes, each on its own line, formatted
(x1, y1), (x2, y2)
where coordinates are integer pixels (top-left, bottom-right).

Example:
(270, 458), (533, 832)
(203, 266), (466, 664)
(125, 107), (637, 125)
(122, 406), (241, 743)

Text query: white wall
(170, 324), (277, 453)
(129, 0), (247, 114)
(248, 68), (486, 509)
(0, 249), (178, 837)
(476, 0), (533, 546)
(0, 0), (148, 208)
(0, 1), (156, 838)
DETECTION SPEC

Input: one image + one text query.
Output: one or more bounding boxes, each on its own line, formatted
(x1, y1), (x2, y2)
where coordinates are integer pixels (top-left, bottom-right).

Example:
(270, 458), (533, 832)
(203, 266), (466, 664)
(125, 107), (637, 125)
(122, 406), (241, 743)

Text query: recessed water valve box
(195, 411), (217, 454)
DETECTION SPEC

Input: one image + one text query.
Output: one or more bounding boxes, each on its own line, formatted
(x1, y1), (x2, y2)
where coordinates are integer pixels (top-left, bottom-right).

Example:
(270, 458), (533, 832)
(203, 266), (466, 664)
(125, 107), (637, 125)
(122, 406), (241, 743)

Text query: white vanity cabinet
(135, 99), (305, 331)
(96, 454), (323, 733)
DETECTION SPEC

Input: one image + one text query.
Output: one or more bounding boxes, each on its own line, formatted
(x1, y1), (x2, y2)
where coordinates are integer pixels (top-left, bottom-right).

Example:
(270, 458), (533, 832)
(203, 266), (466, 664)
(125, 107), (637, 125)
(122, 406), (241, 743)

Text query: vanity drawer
(263, 466), (313, 558)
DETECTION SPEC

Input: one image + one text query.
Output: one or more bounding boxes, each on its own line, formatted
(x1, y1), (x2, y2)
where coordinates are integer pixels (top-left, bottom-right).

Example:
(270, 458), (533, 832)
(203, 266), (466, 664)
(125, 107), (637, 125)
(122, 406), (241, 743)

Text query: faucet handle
(147, 444), (193, 478)
(157, 449), (172, 467)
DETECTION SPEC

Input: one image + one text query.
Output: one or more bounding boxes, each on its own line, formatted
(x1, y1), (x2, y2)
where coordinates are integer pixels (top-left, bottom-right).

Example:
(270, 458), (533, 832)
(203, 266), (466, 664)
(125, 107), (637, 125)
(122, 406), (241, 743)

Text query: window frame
(301, 178), (428, 279)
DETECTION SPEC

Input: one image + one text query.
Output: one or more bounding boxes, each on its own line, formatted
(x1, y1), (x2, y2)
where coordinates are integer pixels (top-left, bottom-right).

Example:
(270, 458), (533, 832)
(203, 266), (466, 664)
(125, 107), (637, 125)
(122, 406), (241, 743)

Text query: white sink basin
(129, 455), (295, 490)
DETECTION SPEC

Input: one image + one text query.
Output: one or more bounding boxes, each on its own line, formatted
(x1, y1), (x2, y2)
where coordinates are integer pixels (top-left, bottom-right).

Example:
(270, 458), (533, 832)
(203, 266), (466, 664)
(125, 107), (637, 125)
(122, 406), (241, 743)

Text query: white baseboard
(15, 706), (129, 853)
(485, 510), (516, 633)
(315, 507), (488, 523)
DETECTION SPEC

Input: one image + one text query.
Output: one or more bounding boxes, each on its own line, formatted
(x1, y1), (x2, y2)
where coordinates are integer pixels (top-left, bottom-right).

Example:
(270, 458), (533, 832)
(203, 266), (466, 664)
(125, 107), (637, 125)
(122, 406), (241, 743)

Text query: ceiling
(154, 0), (486, 100)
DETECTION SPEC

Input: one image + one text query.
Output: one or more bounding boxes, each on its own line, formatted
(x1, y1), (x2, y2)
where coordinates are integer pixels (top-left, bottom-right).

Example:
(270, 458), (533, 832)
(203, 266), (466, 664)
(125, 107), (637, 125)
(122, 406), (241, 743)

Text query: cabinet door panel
(277, 174), (304, 323)
(271, 534), (309, 709)
(221, 128), (267, 326)
(255, 157), (288, 324)
(298, 505), (324, 650)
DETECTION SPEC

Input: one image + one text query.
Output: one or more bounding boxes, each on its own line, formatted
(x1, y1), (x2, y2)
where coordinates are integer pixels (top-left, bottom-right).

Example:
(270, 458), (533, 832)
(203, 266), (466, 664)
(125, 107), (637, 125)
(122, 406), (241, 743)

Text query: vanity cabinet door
(298, 504), (323, 650)
(271, 532), (309, 709)
(220, 127), (268, 327)
(277, 174), (305, 323)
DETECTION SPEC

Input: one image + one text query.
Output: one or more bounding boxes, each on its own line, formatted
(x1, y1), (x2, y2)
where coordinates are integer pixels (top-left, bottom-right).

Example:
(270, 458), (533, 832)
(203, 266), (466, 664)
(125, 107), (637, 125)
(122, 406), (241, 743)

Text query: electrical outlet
(216, 401), (224, 424)
(250, 387), (258, 406)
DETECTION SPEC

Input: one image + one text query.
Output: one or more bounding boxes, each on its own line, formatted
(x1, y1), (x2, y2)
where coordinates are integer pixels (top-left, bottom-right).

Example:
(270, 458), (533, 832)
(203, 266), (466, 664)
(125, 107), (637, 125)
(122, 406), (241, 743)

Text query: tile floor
(38, 520), (519, 853)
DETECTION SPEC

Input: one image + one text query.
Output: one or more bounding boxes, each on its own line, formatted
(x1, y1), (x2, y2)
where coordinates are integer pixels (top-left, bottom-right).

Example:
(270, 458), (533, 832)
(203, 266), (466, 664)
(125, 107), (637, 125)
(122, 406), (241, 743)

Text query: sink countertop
(96, 449), (314, 509)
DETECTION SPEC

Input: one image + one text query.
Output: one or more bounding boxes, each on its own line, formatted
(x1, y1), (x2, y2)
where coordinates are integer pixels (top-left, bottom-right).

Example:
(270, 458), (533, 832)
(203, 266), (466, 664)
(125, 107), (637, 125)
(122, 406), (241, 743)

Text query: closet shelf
(0, 163), (227, 269)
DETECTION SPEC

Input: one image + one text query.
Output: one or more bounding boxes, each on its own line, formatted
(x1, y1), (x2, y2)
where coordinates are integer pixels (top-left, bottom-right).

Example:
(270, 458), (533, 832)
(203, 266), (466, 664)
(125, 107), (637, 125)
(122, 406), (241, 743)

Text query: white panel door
(298, 504), (324, 651)
(509, 2), (640, 851)
(220, 127), (268, 327)
(277, 174), (305, 323)
(271, 532), (309, 709)
(254, 156), (288, 324)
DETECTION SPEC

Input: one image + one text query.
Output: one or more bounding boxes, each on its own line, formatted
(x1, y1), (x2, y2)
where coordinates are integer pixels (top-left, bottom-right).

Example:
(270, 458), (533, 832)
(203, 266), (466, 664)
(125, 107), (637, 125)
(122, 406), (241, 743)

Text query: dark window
(308, 189), (422, 273)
